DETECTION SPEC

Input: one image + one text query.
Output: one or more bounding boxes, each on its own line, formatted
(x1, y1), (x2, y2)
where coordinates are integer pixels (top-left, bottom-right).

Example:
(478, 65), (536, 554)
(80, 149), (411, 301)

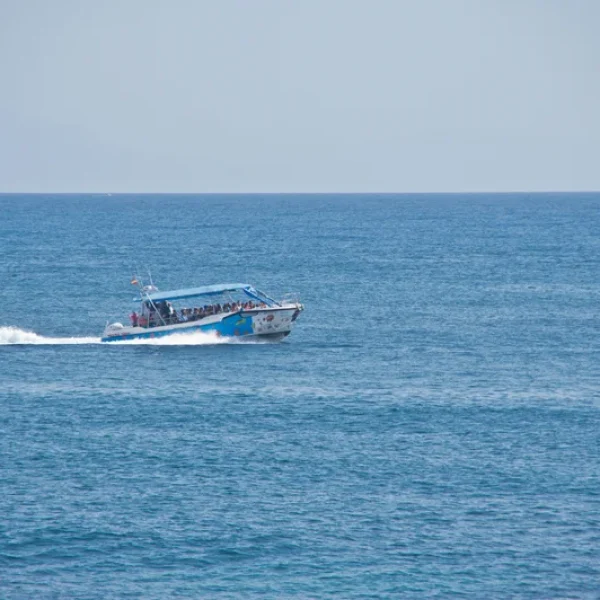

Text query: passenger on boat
(130, 311), (138, 326)
(155, 301), (165, 319)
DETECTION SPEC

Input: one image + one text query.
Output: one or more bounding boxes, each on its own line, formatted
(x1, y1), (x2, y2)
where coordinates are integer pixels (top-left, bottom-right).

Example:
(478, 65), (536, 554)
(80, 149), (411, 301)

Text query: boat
(101, 278), (303, 342)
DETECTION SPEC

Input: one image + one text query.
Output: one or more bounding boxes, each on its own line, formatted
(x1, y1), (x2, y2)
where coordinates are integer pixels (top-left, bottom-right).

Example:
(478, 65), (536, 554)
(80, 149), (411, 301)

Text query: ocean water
(1, 193), (599, 599)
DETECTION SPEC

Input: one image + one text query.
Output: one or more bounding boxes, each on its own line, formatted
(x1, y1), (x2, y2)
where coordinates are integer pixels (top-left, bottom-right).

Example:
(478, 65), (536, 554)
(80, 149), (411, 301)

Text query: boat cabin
(131, 283), (279, 329)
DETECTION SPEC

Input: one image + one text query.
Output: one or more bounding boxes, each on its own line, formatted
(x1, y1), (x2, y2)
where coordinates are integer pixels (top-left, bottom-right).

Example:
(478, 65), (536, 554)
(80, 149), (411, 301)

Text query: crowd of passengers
(130, 299), (267, 328)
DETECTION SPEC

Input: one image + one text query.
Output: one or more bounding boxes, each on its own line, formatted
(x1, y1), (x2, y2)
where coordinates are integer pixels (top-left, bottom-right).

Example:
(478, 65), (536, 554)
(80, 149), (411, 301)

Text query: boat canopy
(139, 283), (253, 303)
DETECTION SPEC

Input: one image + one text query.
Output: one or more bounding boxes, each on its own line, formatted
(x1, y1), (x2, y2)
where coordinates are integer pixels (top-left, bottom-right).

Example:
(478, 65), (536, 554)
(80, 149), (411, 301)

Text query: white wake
(0, 326), (100, 345)
(0, 326), (232, 346)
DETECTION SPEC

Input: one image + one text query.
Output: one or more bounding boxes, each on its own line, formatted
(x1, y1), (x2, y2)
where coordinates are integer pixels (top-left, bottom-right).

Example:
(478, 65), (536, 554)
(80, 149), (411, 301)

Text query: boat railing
(130, 300), (271, 329)
(280, 292), (301, 305)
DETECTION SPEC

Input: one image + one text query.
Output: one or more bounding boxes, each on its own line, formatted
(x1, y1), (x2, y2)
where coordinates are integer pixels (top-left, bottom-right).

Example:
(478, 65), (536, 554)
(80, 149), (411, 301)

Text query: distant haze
(1, 0), (599, 193)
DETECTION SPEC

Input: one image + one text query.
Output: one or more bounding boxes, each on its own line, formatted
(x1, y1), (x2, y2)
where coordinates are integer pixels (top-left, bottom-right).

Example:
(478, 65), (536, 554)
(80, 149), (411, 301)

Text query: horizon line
(1, 190), (599, 196)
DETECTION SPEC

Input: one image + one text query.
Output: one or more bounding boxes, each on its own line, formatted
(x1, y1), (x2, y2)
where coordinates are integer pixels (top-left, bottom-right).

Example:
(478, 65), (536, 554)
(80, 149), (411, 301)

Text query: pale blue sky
(1, 0), (598, 192)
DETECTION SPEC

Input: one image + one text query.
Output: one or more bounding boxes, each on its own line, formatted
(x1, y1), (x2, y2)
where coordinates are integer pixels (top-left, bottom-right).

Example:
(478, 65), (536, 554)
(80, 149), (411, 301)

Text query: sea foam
(0, 326), (232, 346)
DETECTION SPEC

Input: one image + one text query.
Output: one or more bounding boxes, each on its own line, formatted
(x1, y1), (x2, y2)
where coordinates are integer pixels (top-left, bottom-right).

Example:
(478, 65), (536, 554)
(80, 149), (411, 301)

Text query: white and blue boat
(101, 279), (303, 342)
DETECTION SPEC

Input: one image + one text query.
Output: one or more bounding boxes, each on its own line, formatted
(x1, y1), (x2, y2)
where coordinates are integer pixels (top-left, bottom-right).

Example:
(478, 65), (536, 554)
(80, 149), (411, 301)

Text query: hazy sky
(1, 0), (599, 192)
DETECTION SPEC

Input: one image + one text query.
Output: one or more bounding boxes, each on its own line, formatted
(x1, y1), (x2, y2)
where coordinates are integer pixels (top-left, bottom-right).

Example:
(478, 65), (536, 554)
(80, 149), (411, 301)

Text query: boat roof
(141, 283), (252, 303)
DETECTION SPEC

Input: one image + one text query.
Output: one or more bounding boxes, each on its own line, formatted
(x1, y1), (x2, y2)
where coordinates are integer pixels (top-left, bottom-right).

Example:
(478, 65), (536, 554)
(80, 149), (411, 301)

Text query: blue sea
(1, 193), (599, 599)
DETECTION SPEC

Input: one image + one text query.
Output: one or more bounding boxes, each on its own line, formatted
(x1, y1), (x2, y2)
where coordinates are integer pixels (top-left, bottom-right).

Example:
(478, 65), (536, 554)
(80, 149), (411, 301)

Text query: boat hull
(101, 306), (300, 343)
